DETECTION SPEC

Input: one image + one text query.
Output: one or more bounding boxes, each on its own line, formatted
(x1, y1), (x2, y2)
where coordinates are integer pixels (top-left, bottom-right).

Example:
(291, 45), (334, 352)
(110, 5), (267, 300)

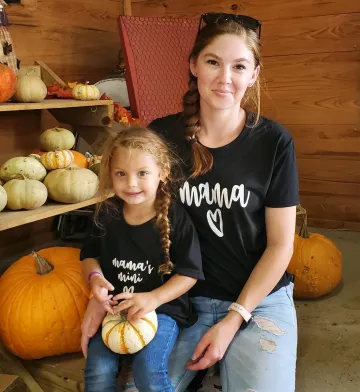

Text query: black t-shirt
(149, 111), (300, 302)
(80, 198), (204, 328)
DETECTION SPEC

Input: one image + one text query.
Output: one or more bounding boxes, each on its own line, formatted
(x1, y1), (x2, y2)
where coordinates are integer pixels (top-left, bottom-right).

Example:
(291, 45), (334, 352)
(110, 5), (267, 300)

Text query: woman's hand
(112, 292), (160, 322)
(81, 297), (107, 358)
(186, 312), (243, 371)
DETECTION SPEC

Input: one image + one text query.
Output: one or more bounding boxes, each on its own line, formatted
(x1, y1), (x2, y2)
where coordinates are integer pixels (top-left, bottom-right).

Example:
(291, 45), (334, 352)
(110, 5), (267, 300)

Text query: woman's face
(190, 34), (260, 111)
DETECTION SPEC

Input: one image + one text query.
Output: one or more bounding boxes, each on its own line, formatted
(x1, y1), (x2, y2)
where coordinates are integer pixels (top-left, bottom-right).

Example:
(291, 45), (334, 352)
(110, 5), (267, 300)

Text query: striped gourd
(72, 83), (100, 101)
(102, 310), (158, 354)
(40, 150), (74, 170)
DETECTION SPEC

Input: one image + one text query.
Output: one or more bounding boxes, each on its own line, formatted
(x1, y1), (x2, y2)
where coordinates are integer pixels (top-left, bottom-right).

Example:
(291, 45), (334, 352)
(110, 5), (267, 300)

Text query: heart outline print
(207, 209), (224, 237)
(123, 286), (134, 293)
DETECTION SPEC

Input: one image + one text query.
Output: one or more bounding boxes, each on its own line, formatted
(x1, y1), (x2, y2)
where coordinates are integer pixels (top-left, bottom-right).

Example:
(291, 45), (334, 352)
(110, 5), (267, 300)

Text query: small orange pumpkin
(0, 64), (17, 103)
(0, 247), (90, 359)
(40, 149), (73, 170)
(287, 205), (342, 299)
(70, 150), (88, 168)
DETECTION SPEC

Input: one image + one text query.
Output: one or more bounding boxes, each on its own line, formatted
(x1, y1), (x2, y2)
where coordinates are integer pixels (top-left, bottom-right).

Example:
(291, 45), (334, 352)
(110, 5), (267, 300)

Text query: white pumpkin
(3, 177), (48, 210)
(72, 83), (100, 101)
(0, 157), (47, 182)
(102, 310), (158, 354)
(13, 75), (47, 103)
(40, 128), (76, 151)
(0, 185), (7, 212)
(27, 153), (41, 161)
(43, 167), (99, 203)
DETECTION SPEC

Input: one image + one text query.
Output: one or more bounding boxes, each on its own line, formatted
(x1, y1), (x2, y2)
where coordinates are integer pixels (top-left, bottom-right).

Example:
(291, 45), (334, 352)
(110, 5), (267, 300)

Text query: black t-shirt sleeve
(169, 203), (204, 280)
(265, 135), (300, 208)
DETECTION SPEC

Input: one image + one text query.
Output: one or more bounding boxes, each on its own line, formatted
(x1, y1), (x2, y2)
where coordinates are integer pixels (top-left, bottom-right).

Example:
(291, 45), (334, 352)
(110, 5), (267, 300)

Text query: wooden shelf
(0, 194), (105, 231)
(0, 99), (113, 113)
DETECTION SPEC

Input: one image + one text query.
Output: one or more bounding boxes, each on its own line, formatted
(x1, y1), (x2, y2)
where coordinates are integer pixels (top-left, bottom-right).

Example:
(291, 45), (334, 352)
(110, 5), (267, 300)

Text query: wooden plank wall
(0, 0), (125, 264)
(131, 0), (360, 231)
(6, 0), (124, 83)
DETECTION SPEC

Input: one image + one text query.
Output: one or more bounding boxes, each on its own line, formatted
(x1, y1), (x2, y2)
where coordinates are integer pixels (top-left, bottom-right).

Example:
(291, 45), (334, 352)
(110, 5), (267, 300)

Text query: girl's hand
(186, 313), (243, 371)
(90, 274), (115, 314)
(112, 292), (160, 321)
(81, 297), (107, 358)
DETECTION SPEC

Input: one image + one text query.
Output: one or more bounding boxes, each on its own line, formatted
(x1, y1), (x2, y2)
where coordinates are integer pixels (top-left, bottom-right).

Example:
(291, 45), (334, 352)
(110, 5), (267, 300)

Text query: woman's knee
(220, 292), (297, 391)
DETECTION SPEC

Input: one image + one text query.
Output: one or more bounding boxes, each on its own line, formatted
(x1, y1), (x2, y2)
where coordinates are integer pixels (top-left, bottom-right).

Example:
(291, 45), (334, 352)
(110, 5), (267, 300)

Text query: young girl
(80, 125), (204, 392)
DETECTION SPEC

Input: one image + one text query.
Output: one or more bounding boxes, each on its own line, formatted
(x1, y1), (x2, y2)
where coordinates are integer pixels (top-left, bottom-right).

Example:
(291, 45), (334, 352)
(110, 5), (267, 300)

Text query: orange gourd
(287, 205), (342, 299)
(70, 150), (88, 168)
(0, 247), (90, 359)
(0, 64), (17, 103)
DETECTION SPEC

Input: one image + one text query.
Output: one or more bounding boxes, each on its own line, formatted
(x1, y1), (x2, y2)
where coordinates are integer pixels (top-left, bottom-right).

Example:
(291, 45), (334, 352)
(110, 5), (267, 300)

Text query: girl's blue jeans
(84, 313), (179, 392)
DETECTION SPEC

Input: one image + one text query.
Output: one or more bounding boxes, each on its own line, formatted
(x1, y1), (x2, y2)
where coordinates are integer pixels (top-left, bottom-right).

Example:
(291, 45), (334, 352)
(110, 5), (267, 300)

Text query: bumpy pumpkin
(13, 74), (47, 103)
(102, 310), (158, 354)
(85, 152), (102, 166)
(40, 150), (73, 170)
(0, 185), (7, 212)
(0, 157), (47, 182)
(40, 128), (75, 152)
(44, 167), (98, 203)
(72, 82), (100, 101)
(85, 152), (102, 175)
(0, 64), (17, 103)
(0, 247), (90, 359)
(287, 205), (342, 299)
(3, 176), (48, 210)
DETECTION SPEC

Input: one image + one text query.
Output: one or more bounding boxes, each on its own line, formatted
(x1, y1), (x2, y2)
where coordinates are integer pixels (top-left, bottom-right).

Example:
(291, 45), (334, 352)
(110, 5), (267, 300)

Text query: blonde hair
(183, 20), (262, 178)
(96, 125), (180, 277)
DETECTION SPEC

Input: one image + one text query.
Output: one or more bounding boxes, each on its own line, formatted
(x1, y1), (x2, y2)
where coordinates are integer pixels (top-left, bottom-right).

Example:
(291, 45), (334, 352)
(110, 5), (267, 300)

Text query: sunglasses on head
(198, 12), (262, 39)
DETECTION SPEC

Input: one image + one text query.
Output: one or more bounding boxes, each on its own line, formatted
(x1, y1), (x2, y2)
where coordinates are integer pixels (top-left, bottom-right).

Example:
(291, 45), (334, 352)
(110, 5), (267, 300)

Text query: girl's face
(190, 34), (260, 111)
(111, 147), (165, 208)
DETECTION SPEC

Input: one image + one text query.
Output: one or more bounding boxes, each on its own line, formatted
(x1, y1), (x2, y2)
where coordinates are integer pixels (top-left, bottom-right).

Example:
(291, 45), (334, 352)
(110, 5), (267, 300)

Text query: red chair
(117, 15), (199, 126)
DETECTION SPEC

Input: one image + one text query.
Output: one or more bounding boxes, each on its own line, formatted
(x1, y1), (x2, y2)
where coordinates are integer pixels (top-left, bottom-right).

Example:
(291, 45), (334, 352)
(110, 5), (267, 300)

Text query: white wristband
(228, 302), (252, 322)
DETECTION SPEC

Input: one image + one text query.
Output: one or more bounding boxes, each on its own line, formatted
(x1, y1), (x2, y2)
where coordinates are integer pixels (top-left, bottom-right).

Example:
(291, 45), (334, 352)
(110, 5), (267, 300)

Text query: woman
(81, 12), (299, 392)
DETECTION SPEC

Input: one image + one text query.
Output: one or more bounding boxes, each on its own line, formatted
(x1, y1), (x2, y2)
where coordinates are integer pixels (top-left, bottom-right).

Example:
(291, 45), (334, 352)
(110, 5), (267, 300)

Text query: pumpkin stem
(32, 251), (55, 275)
(296, 204), (310, 239)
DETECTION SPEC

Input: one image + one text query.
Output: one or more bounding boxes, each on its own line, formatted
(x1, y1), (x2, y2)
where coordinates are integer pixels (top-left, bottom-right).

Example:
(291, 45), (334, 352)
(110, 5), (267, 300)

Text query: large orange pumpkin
(0, 64), (17, 103)
(0, 247), (90, 359)
(287, 205), (342, 299)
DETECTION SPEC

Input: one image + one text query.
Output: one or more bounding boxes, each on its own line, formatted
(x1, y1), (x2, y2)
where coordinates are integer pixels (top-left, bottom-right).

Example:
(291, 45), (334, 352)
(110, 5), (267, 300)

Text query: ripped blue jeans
(121, 283), (297, 392)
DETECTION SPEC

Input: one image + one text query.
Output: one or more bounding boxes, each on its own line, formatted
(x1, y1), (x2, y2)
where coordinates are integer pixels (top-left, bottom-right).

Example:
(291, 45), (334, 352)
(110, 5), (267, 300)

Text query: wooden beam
(36, 61), (67, 88)
(0, 343), (44, 392)
(123, 0), (132, 16)
(0, 374), (30, 392)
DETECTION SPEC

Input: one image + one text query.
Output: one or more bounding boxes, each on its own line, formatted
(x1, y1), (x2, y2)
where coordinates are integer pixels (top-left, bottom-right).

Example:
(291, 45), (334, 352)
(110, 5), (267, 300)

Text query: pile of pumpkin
(0, 127), (102, 212)
(0, 63), (101, 104)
